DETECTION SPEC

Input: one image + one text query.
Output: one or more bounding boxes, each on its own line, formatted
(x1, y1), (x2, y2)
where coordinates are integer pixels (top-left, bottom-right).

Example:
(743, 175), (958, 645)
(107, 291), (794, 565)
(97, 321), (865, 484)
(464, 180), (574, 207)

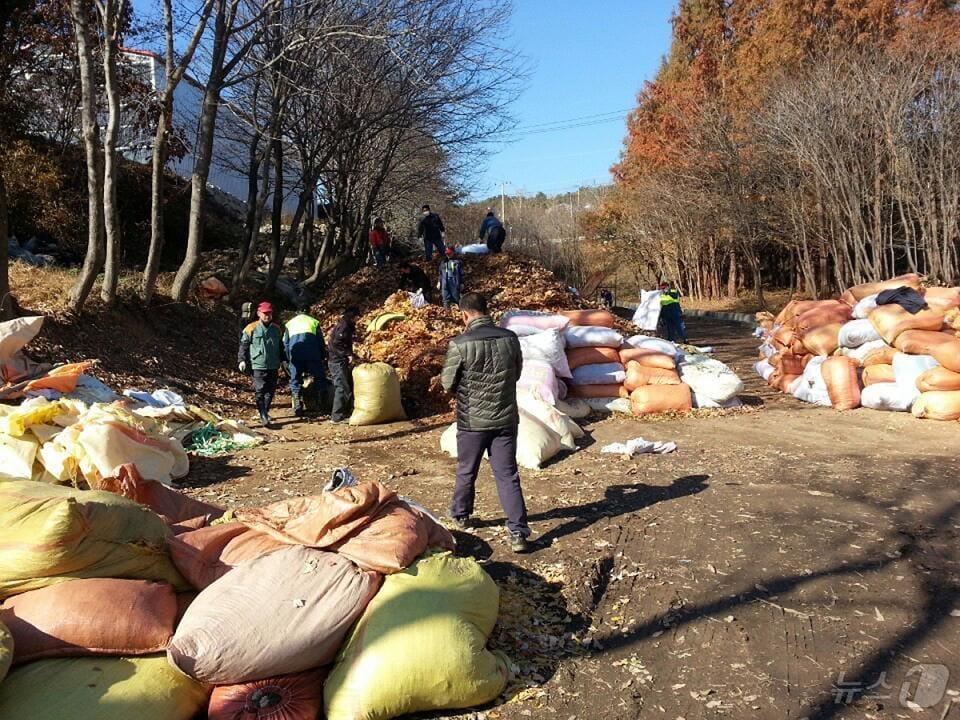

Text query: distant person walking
(369, 217), (391, 268)
(327, 307), (358, 423)
(479, 210), (506, 253)
(238, 301), (286, 428)
(441, 292), (531, 553)
(417, 204), (446, 260)
(283, 308), (329, 418)
(659, 281), (688, 343)
(438, 247), (464, 309)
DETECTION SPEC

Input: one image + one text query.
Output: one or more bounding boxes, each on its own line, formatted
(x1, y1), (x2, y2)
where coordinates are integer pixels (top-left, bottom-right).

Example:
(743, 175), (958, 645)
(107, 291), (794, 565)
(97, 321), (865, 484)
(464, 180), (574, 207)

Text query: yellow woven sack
(348, 362), (406, 426)
(324, 552), (508, 720)
(0, 480), (186, 599)
(0, 619), (11, 681)
(0, 655), (209, 720)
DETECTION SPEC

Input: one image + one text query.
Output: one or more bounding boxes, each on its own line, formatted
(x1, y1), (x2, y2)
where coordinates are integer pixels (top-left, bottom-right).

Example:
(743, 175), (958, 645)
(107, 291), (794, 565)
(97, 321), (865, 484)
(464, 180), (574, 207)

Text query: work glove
(238, 361), (247, 373)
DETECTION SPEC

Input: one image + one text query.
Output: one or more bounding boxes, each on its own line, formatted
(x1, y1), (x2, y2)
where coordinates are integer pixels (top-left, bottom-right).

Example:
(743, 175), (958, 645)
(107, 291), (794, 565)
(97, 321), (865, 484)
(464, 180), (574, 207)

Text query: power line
(510, 107), (633, 133)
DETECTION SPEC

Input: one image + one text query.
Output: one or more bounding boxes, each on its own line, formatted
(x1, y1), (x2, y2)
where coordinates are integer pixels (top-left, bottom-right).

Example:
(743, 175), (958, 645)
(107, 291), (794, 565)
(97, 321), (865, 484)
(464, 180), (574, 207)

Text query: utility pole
(500, 182), (506, 222)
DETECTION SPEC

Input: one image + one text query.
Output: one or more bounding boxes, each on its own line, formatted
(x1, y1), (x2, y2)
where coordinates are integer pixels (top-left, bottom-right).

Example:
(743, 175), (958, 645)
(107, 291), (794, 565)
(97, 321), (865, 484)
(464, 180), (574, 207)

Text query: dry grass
(9, 262), (78, 317)
(683, 289), (802, 316)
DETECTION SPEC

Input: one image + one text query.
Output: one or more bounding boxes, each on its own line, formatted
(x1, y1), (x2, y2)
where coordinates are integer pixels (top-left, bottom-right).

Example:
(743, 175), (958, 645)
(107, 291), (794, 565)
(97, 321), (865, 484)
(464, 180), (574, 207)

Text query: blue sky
(472, 0), (676, 199)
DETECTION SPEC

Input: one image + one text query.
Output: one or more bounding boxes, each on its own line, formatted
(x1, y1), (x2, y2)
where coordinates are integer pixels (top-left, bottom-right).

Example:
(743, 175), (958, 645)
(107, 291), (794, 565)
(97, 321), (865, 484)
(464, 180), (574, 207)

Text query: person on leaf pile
(369, 216), (391, 268)
(238, 301), (287, 428)
(659, 280), (688, 344)
(479, 209), (506, 253)
(441, 292), (532, 553)
(327, 306), (359, 424)
(398, 261), (433, 304)
(438, 246), (464, 310)
(417, 203), (446, 260)
(283, 305), (330, 418)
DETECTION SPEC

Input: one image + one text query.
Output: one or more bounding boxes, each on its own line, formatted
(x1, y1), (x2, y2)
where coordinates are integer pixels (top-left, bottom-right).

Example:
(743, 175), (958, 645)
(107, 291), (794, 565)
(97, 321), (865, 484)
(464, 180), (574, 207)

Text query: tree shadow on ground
(526, 474), (710, 547)
(175, 454), (253, 487)
(347, 419), (450, 445)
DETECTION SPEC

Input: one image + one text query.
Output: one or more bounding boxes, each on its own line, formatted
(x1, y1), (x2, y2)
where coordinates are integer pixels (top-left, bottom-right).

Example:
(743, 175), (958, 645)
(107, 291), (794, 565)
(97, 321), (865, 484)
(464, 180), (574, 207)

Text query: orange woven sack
(862, 364), (895, 386)
(801, 323), (843, 356)
(625, 351), (675, 370)
(0, 579), (176, 664)
(629, 384), (692, 415)
(931, 338), (960, 373)
(99, 464), (223, 532)
(775, 300), (820, 326)
(845, 274), (922, 302)
(566, 346), (620, 369)
(923, 287), (960, 313)
(208, 668), (328, 720)
(168, 523), (287, 590)
(624, 362), (681, 391)
(776, 374), (801, 393)
(771, 325), (796, 350)
(568, 383), (628, 398)
(795, 301), (852, 332)
(917, 367), (960, 392)
(777, 352), (807, 376)
(893, 330), (956, 357)
(822, 356), (861, 410)
(862, 346), (897, 367)
(234, 482), (455, 574)
(869, 305), (944, 345)
(911, 390), (960, 421)
(559, 309), (616, 327)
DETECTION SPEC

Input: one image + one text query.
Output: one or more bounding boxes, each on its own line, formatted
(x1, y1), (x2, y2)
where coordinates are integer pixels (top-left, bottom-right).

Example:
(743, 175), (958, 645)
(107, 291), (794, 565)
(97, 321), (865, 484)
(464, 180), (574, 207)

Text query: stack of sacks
(562, 309), (628, 413)
(1, 472), (507, 720)
(755, 274), (960, 420)
(620, 335), (691, 415)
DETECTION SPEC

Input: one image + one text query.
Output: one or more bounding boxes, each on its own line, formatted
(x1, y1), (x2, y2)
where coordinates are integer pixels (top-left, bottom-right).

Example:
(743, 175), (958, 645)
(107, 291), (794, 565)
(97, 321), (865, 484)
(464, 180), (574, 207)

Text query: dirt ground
(180, 316), (960, 720)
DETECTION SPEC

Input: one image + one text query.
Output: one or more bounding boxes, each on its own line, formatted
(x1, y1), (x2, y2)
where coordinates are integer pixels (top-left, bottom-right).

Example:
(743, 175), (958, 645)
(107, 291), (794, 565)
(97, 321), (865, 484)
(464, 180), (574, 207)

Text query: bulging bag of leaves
(861, 382), (914, 412)
(801, 323), (843, 356)
(518, 329), (572, 378)
(0, 655), (210, 720)
(893, 330), (956, 357)
(568, 383), (628, 399)
(795, 301), (852, 332)
(208, 667), (328, 720)
(842, 274), (922, 303)
(892, 353), (939, 398)
(516, 359), (560, 406)
(911, 390), (960, 420)
(838, 319), (882, 348)
(0, 578), (177, 664)
(168, 523), (287, 590)
(678, 356), (744, 404)
(584, 396), (632, 414)
(624, 362), (681, 391)
(930, 338), (960, 373)
(822, 356), (861, 410)
(570, 362), (626, 386)
(624, 334), (680, 357)
(349, 363), (406, 426)
(923, 286), (960, 313)
(863, 346), (898, 367)
(563, 326), (623, 349)
(629, 384), (692, 415)
(917, 366), (960, 393)
(853, 293), (880, 319)
(792, 356), (832, 406)
(168, 546), (381, 684)
(868, 305), (944, 345)
(323, 552), (509, 720)
(0, 619), (11, 681)
(559, 309), (616, 327)
(516, 408), (562, 469)
(234, 482), (454, 575)
(566, 346), (620, 369)
(556, 396), (591, 419)
(518, 390), (582, 450)
(0, 480), (185, 600)
(862, 364), (895, 386)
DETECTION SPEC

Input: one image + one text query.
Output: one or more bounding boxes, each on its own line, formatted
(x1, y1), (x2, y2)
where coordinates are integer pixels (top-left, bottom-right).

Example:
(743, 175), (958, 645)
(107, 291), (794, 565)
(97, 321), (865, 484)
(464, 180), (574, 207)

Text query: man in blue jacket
(479, 210), (506, 253)
(284, 308), (329, 418)
(238, 301), (287, 427)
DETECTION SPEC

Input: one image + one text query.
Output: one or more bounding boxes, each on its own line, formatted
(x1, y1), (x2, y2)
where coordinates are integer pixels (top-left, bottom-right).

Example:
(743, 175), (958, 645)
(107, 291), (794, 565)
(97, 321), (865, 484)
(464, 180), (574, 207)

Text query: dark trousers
(452, 427), (530, 536)
(373, 247), (388, 267)
(661, 304), (688, 343)
(329, 359), (353, 421)
(487, 234), (504, 253)
(289, 361), (328, 396)
(441, 284), (461, 308)
(424, 236), (444, 260)
(252, 369), (278, 418)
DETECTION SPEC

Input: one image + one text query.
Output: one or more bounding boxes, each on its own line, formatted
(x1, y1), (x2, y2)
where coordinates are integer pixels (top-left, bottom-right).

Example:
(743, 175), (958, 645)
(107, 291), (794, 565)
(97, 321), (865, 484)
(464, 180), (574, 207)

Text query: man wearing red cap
(238, 301), (287, 427)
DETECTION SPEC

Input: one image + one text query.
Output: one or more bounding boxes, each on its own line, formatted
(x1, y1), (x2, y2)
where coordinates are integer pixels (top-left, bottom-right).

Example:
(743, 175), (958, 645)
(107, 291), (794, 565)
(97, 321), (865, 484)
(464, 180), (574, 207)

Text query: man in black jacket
(398, 262), (433, 304)
(440, 292), (531, 552)
(327, 307), (358, 423)
(417, 204), (445, 260)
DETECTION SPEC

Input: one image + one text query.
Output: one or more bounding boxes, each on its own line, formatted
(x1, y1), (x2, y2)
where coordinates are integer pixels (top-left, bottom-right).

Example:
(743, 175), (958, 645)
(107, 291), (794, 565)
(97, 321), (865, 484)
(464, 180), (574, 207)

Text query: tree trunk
(0, 171), (12, 319)
(68, 0), (105, 314)
(99, 7), (123, 305)
(142, 98), (172, 302)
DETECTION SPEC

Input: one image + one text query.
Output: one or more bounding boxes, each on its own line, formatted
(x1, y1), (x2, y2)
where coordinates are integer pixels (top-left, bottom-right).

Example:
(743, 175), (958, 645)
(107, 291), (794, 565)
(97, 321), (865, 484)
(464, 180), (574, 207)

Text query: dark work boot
(292, 392), (304, 418)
